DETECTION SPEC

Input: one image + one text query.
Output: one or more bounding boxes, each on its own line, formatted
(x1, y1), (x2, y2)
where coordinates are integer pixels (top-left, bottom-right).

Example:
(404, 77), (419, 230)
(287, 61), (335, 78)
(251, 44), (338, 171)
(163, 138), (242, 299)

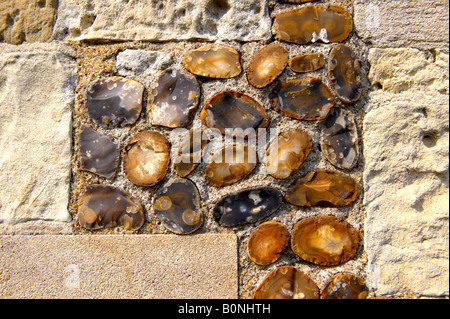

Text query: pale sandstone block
(0, 52), (76, 225)
(364, 48), (449, 297)
(0, 0), (58, 44)
(354, 0), (449, 49)
(53, 0), (272, 42)
(0, 234), (238, 299)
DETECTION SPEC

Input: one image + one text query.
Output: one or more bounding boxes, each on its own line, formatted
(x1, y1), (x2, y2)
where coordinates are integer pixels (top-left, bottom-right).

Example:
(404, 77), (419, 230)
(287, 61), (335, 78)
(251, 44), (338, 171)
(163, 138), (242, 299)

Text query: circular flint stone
(200, 91), (268, 138)
(86, 76), (144, 127)
(291, 215), (359, 266)
(213, 187), (282, 227)
(247, 221), (289, 265)
(150, 68), (200, 128)
(153, 178), (203, 234)
(270, 77), (334, 120)
(123, 131), (171, 187)
(77, 184), (145, 231)
(321, 273), (369, 299)
(253, 266), (319, 299)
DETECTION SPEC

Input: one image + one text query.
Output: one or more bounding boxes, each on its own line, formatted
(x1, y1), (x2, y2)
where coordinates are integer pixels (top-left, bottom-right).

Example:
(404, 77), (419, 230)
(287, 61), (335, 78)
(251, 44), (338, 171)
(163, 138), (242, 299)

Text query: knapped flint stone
(285, 169), (360, 207)
(247, 221), (289, 265)
(213, 187), (282, 227)
(183, 44), (242, 79)
(79, 125), (119, 178)
(291, 215), (360, 266)
(77, 184), (145, 231)
(205, 144), (257, 188)
(253, 266), (319, 299)
(321, 273), (369, 299)
(270, 77), (334, 120)
(273, 5), (352, 44)
(153, 178), (203, 234)
(86, 77), (144, 127)
(123, 131), (171, 187)
(289, 53), (326, 73)
(200, 91), (268, 138)
(150, 69), (200, 128)
(265, 128), (312, 179)
(247, 43), (288, 88)
(320, 108), (359, 170)
(328, 44), (363, 104)
(174, 129), (208, 178)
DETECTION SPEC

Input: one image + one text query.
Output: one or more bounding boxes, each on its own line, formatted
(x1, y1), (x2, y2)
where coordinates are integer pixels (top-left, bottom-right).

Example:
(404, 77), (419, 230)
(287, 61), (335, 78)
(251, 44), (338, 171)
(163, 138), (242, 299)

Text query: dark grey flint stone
(213, 187), (282, 227)
(153, 178), (203, 234)
(320, 108), (359, 170)
(79, 125), (120, 178)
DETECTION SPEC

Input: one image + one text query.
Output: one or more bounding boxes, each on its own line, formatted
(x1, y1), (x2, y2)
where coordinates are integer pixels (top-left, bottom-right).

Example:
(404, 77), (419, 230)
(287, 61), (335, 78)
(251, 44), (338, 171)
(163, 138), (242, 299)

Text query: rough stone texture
(364, 48), (449, 297)
(0, 52), (76, 226)
(53, 0), (271, 42)
(116, 49), (173, 76)
(0, 234), (238, 299)
(354, 0), (449, 50)
(0, 0), (58, 44)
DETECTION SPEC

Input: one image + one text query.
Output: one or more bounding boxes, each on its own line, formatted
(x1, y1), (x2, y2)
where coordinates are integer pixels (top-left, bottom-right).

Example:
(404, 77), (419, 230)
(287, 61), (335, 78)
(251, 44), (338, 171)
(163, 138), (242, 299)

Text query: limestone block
(0, 0), (58, 44)
(364, 48), (449, 297)
(0, 234), (238, 298)
(0, 52), (76, 225)
(116, 49), (173, 76)
(354, 0), (449, 49)
(53, 0), (272, 42)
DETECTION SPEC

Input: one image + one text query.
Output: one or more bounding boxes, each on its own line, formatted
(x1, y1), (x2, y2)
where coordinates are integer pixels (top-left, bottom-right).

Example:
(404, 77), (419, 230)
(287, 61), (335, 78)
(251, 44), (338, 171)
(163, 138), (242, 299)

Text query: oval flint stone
(86, 77), (144, 127)
(265, 128), (312, 179)
(273, 5), (353, 44)
(328, 44), (363, 104)
(253, 266), (319, 299)
(289, 53), (325, 73)
(291, 215), (359, 266)
(174, 129), (208, 178)
(320, 108), (359, 170)
(205, 143), (257, 188)
(123, 131), (171, 187)
(183, 44), (242, 79)
(149, 68), (200, 128)
(270, 77), (334, 120)
(200, 91), (268, 138)
(321, 273), (369, 299)
(213, 187), (282, 227)
(247, 43), (288, 88)
(77, 184), (145, 231)
(247, 221), (289, 266)
(79, 125), (119, 179)
(285, 169), (360, 207)
(153, 178), (203, 234)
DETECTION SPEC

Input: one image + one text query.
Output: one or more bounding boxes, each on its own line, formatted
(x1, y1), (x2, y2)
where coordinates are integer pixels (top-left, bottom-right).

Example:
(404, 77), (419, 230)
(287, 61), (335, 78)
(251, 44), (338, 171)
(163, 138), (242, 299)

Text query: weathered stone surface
(364, 48), (449, 297)
(0, 0), (58, 44)
(54, 0), (271, 42)
(0, 234), (238, 298)
(354, 0), (449, 50)
(116, 49), (173, 76)
(0, 52), (76, 225)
